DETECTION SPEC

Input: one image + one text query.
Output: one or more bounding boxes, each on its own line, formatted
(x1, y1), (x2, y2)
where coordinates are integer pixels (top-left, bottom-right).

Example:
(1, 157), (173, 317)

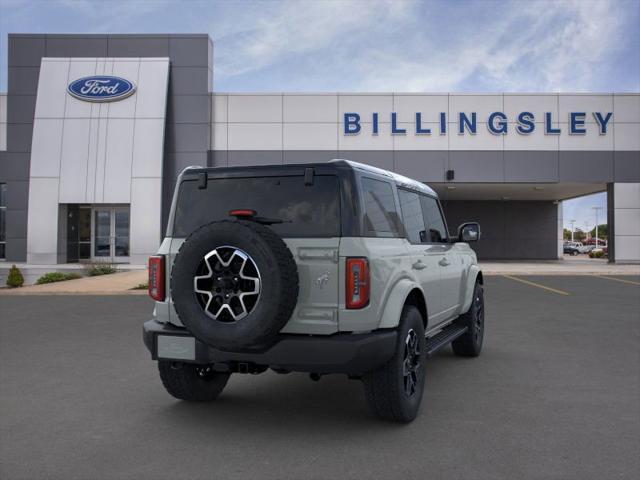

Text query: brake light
(148, 255), (165, 301)
(346, 257), (370, 309)
(229, 209), (256, 218)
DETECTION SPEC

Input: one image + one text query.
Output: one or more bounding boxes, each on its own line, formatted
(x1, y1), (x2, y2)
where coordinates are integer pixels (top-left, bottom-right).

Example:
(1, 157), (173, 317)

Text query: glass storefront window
(91, 207), (130, 260)
(94, 210), (111, 257)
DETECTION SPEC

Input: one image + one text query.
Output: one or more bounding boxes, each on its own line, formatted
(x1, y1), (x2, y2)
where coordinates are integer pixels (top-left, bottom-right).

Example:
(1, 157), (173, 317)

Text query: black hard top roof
(181, 159), (437, 197)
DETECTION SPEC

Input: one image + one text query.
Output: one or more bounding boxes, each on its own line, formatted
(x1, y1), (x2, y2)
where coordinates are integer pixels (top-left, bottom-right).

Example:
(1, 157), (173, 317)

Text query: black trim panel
(143, 319), (397, 375)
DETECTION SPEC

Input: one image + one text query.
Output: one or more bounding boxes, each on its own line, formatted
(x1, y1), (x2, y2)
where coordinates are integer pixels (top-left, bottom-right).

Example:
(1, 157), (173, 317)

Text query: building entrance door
(92, 206), (130, 263)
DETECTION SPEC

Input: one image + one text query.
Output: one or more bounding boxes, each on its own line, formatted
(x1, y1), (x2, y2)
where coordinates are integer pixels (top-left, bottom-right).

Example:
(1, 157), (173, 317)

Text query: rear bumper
(143, 319), (397, 375)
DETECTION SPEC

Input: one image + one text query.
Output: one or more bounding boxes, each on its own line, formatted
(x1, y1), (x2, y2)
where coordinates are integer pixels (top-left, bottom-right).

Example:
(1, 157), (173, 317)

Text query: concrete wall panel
(394, 151), (446, 182)
(615, 151), (640, 182)
(449, 151), (504, 182)
(26, 177), (59, 263)
(503, 94), (558, 122)
(229, 95), (282, 123)
(284, 123), (338, 150)
(504, 151), (558, 182)
(283, 94), (337, 123)
(559, 151), (613, 182)
(393, 94), (448, 123)
(450, 95), (502, 120)
(8, 36), (46, 67)
(613, 94), (640, 123)
(559, 95), (613, 123)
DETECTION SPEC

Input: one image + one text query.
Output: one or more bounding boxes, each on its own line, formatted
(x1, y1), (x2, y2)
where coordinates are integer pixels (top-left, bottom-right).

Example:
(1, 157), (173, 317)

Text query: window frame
(396, 184), (451, 245)
(397, 187), (428, 245)
(419, 193), (451, 244)
(359, 175), (404, 238)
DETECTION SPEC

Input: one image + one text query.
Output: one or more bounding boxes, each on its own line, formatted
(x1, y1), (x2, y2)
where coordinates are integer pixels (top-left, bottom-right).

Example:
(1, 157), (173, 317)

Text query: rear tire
(362, 305), (426, 423)
(452, 281), (484, 357)
(158, 361), (230, 401)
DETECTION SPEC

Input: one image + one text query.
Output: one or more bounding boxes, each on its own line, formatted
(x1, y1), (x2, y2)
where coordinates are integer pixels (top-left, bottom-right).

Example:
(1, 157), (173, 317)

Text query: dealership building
(0, 33), (638, 265)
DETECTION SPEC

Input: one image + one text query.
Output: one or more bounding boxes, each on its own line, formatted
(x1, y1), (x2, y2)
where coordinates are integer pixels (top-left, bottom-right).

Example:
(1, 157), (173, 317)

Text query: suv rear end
(143, 160), (484, 422)
(151, 162), (358, 334)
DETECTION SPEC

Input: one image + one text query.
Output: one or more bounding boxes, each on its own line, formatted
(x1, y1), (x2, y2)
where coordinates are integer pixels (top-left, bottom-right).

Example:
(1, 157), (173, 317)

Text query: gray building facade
(0, 34), (638, 264)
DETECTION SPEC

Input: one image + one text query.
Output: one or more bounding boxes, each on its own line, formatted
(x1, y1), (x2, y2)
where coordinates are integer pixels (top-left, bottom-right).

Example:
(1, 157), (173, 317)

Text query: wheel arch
(404, 288), (428, 330)
(460, 265), (483, 314)
(379, 279), (428, 330)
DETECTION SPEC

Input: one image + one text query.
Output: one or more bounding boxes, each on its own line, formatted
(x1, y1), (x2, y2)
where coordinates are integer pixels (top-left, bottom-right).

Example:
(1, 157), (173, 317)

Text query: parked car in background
(584, 238), (607, 246)
(564, 241), (588, 255)
(564, 244), (580, 256)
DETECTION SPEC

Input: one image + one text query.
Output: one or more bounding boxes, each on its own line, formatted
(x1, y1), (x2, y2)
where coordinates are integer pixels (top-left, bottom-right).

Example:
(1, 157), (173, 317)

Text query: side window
(420, 195), (449, 243)
(361, 177), (402, 237)
(398, 189), (427, 244)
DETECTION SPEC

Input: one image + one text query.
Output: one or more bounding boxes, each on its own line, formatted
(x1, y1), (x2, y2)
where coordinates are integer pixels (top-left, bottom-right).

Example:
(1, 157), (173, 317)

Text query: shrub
(6, 265), (25, 288)
(132, 282), (148, 290)
(589, 250), (606, 259)
(85, 262), (118, 276)
(36, 272), (82, 285)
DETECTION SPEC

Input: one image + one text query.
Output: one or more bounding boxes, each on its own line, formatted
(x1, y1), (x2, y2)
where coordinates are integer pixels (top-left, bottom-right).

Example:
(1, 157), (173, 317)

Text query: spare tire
(171, 220), (299, 351)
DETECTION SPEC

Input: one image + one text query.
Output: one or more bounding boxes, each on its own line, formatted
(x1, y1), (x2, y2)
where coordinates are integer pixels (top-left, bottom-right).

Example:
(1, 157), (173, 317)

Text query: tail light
(346, 257), (369, 309)
(148, 255), (165, 301)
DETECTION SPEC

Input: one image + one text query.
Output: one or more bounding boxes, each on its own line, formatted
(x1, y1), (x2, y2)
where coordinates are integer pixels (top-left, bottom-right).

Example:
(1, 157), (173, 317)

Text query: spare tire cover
(171, 220), (299, 350)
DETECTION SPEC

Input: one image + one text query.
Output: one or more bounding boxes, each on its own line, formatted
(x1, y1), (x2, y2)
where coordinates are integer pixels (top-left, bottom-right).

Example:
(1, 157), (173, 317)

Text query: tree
(573, 228), (586, 242)
(589, 224), (607, 239)
(563, 228), (572, 240)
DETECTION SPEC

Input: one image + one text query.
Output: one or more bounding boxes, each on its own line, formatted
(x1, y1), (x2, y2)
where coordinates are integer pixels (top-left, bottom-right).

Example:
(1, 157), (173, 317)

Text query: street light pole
(570, 219), (576, 242)
(592, 206), (603, 248)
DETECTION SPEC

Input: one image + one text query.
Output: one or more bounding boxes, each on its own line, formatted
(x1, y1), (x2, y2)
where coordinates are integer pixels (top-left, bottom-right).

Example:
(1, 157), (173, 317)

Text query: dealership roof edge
(210, 92), (639, 96)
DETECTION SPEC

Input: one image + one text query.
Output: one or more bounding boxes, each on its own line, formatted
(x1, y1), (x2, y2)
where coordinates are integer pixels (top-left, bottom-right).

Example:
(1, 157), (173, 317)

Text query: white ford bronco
(143, 160), (484, 422)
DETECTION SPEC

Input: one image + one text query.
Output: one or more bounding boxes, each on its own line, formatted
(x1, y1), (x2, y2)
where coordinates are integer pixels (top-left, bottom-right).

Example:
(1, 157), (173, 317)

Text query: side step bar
(425, 324), (468, 357)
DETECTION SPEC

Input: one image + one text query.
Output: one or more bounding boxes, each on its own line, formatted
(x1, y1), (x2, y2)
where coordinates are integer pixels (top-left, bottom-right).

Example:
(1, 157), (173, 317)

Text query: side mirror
(458, 222), (481, 242)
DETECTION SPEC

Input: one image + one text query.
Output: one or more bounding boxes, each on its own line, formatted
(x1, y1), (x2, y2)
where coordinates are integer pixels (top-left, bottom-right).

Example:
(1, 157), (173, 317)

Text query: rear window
(173, 175), (341, 237)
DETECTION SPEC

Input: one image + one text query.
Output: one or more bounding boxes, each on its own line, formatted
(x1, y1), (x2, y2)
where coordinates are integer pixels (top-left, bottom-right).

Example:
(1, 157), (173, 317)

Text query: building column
(557, 201), (564, 259)
(608, 183), (640, 263)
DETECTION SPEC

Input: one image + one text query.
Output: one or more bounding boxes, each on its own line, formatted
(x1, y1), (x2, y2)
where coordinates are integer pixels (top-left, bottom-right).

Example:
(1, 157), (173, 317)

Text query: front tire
(158, 361), (230, 401)
(452, 281), (484, 357)
(362, 305), (426, 423)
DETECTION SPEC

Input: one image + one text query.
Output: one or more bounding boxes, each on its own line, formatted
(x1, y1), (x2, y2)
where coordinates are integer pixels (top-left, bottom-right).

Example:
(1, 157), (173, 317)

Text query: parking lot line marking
(501, 275), (571, 296)
(593, 275), (640, 286)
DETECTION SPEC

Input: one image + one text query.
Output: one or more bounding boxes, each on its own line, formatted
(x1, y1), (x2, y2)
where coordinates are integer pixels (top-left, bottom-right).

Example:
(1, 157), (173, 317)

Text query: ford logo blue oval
(67, 76), (136, 102)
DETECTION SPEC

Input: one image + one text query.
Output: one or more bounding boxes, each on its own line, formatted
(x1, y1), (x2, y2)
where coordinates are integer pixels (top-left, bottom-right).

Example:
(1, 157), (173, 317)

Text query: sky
(0, 0), (638, 227)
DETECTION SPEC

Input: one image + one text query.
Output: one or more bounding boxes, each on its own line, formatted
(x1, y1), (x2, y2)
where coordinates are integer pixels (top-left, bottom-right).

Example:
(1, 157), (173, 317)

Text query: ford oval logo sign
(67, 76), (136, 102)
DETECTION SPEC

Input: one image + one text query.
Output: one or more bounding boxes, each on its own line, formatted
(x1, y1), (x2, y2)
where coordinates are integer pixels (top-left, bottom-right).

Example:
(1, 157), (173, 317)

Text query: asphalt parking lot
(1, 275), (639, 480)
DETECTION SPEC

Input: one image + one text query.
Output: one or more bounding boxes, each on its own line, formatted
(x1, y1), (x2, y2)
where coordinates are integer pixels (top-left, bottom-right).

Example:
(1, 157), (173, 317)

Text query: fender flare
(460, 265), (483, 314)
(378, 278), (427, 329)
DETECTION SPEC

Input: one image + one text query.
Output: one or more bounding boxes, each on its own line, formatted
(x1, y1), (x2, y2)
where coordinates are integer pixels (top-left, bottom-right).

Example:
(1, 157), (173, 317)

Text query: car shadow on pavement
(144, 353), (461, 439)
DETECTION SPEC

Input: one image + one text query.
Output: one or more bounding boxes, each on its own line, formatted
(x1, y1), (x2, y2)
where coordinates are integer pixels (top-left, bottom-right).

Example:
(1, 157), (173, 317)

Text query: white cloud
(212, 0), (636, 92)
(212, 0), (413, 79)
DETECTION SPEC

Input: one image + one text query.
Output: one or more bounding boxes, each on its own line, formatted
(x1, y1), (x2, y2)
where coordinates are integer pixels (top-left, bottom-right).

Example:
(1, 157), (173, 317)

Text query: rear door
(397, 188), (444, 325)
(171, 173), (342, 334)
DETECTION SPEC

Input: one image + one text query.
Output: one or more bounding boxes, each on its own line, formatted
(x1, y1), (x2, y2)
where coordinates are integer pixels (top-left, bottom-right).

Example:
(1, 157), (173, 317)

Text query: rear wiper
(228, 209), (291, 226)
(252, 216), (289, 225)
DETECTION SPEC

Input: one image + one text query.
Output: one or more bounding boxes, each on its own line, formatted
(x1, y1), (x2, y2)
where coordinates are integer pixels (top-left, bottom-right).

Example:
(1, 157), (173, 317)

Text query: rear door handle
(439, 257), (450, 267)
(412, 260), (427, 270)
